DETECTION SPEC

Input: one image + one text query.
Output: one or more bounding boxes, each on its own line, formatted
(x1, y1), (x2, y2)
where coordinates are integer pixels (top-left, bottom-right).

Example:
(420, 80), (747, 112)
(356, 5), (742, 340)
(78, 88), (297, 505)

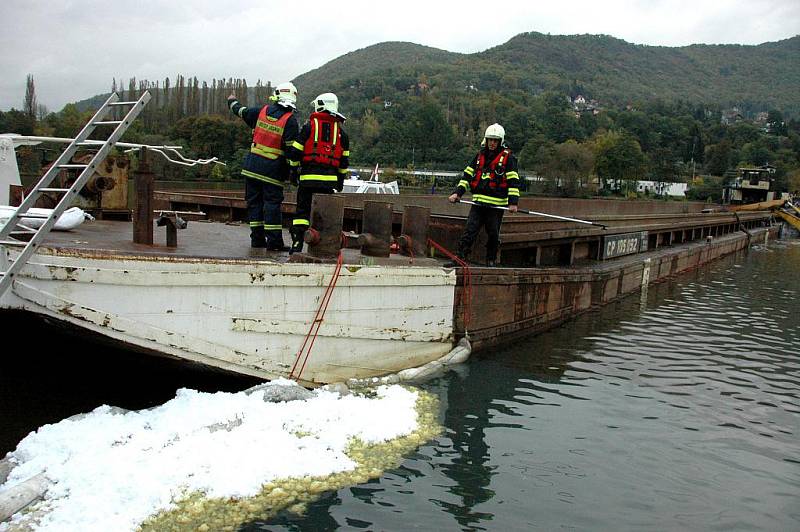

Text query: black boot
(267, 242), (290, 252)
(250, 226), (267, 248)
(289, 227), (305, 254)
(266, 232), (290, 252)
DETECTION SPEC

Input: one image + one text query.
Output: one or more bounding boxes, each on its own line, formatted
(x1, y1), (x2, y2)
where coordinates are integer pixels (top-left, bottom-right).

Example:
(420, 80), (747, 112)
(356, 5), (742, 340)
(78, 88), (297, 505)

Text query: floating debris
(0, 380), (441, 531)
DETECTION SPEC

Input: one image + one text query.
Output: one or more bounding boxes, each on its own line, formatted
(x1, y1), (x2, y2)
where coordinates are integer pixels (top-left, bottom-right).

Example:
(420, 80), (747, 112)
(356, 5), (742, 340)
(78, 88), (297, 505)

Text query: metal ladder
(0, 90), (151, 299)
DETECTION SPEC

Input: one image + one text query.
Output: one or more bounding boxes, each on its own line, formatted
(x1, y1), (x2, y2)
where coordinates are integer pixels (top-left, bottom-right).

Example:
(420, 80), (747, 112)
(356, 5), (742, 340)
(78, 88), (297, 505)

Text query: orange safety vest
(302, 112), (344, 168)
(251, 107), (292, 160)
(471, 149), (510, 191)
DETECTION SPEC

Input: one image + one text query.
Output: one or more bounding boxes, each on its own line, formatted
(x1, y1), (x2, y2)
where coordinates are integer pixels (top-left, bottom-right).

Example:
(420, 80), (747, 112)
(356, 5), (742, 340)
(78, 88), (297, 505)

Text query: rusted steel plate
(308, 194), (345, 258)
(360, 201), (393, 257)
(400, 205), (431, 257)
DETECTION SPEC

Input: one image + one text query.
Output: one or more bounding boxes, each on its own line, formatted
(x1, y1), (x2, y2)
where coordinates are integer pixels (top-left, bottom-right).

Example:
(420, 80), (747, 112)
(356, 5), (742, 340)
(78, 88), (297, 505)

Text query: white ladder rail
(0, 91), (151, 299)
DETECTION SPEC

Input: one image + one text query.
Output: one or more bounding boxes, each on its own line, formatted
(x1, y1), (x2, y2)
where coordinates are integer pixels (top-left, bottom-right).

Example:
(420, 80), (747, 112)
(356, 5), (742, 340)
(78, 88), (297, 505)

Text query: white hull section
(0, 250), (456, 385)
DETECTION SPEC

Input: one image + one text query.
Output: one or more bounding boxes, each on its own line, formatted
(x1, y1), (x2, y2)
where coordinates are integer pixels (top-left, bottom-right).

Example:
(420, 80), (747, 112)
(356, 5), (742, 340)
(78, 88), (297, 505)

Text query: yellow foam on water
(138, 388), (442, 531)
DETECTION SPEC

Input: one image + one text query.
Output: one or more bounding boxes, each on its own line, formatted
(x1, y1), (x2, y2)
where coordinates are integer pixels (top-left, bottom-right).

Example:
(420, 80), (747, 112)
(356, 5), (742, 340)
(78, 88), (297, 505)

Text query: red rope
(290, 250), (344, 381)
(427, 238), (472, 333)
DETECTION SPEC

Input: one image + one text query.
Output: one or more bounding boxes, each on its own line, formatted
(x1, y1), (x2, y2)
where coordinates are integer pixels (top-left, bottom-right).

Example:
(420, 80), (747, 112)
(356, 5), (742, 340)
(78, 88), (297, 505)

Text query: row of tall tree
(4, 74), (800, 199)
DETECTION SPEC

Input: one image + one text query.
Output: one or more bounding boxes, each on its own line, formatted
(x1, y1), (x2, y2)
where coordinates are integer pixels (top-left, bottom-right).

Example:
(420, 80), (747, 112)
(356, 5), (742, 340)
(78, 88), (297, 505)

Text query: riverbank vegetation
(3, 34), (799, 201)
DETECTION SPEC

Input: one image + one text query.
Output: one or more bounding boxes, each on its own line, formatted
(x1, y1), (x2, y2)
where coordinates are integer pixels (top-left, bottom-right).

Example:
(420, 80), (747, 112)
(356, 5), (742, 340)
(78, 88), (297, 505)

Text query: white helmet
(484, 123), (505, 144)
(274, 81), (297, 108)
(312, 92), (345, 119)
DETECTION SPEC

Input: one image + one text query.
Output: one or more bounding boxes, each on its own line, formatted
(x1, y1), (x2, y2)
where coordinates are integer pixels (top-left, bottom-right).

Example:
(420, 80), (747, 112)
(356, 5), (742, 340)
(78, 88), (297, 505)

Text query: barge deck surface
(39, 220), (294, 261)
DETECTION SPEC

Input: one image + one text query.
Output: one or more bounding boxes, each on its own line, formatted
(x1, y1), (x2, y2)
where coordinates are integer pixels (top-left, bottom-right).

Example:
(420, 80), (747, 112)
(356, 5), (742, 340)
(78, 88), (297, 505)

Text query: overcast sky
(1, 0), (798, 112)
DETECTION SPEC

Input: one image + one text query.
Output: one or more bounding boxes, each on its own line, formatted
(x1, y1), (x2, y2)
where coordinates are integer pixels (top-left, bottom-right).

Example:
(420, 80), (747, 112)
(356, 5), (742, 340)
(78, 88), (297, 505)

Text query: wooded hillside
(4, 33), (800, 198)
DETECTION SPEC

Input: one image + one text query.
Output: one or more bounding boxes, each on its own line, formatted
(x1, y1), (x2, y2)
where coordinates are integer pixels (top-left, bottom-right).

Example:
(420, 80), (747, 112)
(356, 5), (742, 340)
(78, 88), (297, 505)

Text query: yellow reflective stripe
(250, 145), (284, 159)
(506, 171), (519, 180)
(338, 168), (349, 174)
(342, 150), (350, 157)
(249, 221), (264, 227)
(464, 166), (475, 176)
(263, 224), (282, 230)
(256, 120), (285, 135)
(242, 169), (285, 187)
(288, 159), (300, 167)
(290, 140), (305, 150)
(333, 122), (339, 146)
(508, 188), (520, 197)
(458, 180), (470, 189)
(473, 194), (508, 206)
(293, 219), (309, 226)
(299, 174), (338, 182)
(312, 118), (319, 142)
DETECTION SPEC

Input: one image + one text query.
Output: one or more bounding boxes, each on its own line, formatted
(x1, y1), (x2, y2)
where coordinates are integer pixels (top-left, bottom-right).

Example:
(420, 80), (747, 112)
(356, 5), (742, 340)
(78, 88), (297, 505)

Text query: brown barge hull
(457, 226), (779, 353)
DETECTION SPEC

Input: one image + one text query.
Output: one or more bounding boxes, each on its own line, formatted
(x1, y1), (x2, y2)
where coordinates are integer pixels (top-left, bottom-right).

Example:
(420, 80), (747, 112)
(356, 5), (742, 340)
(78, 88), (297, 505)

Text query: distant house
(636, 180), (688, 197)
(721, 107), (743, 125)
(603, 179), (687, 197)
(573, 95), (586, 106)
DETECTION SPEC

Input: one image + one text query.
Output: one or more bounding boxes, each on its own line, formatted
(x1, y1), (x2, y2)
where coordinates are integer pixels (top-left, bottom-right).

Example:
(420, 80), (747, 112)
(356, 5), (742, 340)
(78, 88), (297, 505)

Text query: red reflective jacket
(302, 112), (344, 168)
(470, 149), (510, 190)
(251, 107), (292, 160)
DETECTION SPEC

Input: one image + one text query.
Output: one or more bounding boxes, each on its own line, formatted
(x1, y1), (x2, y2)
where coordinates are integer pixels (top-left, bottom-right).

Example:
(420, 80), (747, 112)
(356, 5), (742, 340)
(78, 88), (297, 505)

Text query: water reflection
(3, 243), (798, 531)
(254, 242), (800, 531)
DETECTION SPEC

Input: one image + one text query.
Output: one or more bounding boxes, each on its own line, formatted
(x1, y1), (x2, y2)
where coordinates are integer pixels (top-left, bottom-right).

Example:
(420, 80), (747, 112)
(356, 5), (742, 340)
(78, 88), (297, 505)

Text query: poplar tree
(24, 74), (37, 120)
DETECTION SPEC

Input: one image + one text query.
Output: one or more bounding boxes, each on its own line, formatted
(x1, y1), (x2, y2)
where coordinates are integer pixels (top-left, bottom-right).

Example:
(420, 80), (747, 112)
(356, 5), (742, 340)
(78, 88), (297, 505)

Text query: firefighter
(228, 82), (301, 249)
(286, 92), (350, 253)
(447, 123), (519, 266)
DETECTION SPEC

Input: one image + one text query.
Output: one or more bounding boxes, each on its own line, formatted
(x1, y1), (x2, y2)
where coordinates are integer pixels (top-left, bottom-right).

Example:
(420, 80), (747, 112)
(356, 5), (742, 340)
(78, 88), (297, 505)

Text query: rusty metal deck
(39, 220), (291, 262)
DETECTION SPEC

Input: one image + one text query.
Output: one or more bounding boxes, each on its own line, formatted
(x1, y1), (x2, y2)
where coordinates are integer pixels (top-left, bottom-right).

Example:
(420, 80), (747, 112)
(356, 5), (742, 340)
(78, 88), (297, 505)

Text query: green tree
(593, 131), (647, 193)
(24, 74), (37, 120)
(0, 109), (35, 135)
(704, 140), (732, 176)
(766, 109), (788, 136)
(48, 103), (91, 138)
(534, 140), (595, 196)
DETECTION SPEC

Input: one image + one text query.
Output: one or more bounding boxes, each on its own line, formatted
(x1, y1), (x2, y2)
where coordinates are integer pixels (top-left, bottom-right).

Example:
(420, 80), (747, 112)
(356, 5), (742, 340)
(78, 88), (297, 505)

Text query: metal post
(398, 205), (430, 257)
(307, 194), (345, 258)
(359, 201), (392, 257)
(133, 147), (153, 245)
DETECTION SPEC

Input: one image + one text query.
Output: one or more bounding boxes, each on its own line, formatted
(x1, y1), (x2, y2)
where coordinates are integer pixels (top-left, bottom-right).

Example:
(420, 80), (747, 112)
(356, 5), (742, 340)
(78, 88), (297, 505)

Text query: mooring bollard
(307, 194), (345, 258)
(398, 205), (430, 257)
(359, 201), (393, 257)
(155, 212), (187, 248)
(133, 147), (154, 245)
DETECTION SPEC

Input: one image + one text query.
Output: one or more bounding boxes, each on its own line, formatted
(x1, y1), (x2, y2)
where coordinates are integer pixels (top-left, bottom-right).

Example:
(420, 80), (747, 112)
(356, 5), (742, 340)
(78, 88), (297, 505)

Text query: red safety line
(290, 250), (345, 381)
(427, 238), (472, 333)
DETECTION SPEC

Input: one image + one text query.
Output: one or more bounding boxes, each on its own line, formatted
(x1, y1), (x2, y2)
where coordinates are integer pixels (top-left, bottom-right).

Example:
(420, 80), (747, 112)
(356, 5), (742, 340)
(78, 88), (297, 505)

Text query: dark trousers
(292, 184), (334, 249)
(458, 204), (504, 262)
(245, 178), (285, 246)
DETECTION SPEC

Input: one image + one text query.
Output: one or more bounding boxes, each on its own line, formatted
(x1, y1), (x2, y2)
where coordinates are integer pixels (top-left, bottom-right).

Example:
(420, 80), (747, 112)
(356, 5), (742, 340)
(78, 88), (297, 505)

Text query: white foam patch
(0, 381), (419, 531)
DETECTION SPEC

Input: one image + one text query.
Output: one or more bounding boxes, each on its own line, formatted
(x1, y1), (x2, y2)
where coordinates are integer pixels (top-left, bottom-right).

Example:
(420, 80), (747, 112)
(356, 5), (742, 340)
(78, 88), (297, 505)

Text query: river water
(2, 241), (799, 530)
